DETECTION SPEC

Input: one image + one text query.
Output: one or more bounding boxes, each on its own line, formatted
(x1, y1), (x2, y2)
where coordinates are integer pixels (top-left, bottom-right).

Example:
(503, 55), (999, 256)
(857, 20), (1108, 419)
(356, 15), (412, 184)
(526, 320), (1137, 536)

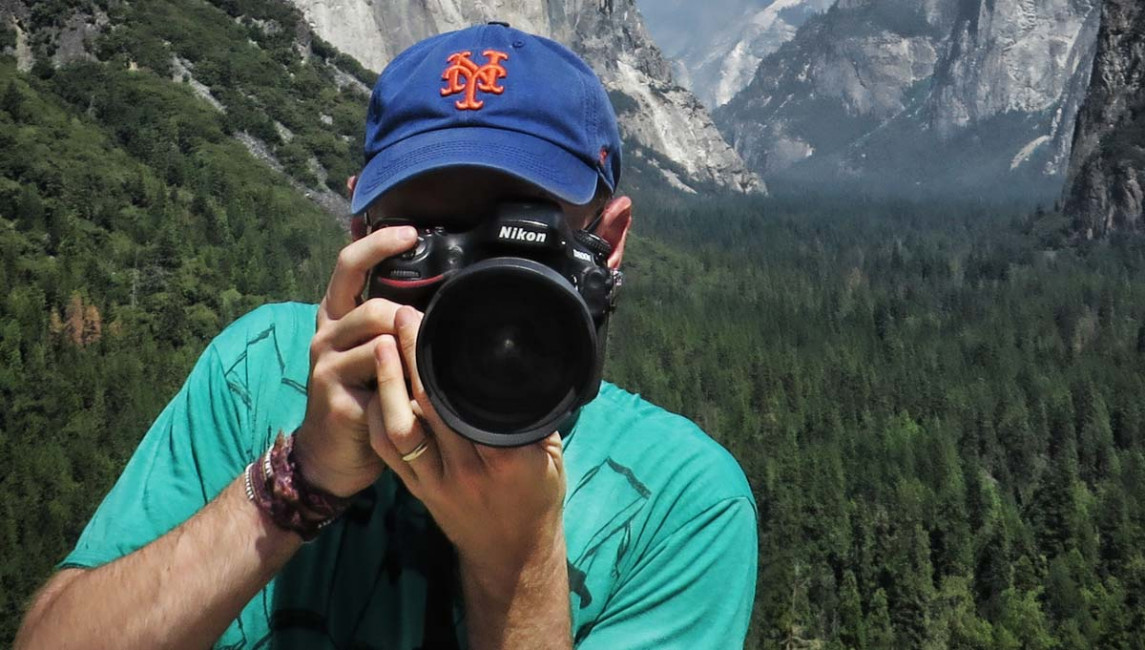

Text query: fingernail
(396, 226), (417, 242)
(376, 335), (394, 362)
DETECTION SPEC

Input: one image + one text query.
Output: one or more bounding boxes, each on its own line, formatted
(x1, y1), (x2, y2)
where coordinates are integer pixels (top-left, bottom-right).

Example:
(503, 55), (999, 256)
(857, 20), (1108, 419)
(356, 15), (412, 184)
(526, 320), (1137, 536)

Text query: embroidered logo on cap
(440, 50), (509, 110)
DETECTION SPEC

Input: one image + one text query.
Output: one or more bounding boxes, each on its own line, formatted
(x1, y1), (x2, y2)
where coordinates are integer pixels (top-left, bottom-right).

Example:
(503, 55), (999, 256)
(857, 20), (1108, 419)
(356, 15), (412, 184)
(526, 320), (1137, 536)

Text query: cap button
(487, 20), (510, 27)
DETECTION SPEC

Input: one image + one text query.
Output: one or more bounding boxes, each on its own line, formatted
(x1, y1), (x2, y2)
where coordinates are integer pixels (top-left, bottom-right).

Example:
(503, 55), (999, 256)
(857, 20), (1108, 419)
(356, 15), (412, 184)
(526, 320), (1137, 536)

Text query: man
(15, 23), (757, 649)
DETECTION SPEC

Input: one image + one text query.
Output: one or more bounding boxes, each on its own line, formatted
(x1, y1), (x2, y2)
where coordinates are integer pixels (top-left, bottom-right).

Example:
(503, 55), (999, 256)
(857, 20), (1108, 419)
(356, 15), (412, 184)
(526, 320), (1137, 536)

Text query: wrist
(459, 523), (568, 602)
(230, 474), (306, 564)
(460, 523), (572, 650)
(291, 424), (367, 498)
(245, 432), (353, 541)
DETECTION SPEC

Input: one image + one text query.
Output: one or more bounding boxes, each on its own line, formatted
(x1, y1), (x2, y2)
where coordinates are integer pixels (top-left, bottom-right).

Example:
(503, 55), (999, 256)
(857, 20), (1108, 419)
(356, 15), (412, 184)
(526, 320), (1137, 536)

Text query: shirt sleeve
(57, 341), (251, 570)
(575, 495), (758, 649)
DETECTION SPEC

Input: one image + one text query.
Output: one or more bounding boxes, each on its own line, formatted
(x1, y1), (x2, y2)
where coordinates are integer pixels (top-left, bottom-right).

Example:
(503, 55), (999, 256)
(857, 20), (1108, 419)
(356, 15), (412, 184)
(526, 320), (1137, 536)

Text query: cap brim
(351, 127), (601, 214)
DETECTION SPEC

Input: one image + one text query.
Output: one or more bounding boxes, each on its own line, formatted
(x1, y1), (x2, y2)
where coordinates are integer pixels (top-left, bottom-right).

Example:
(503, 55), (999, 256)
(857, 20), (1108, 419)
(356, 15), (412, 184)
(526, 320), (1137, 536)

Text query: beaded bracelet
(244, 431), (352, 541)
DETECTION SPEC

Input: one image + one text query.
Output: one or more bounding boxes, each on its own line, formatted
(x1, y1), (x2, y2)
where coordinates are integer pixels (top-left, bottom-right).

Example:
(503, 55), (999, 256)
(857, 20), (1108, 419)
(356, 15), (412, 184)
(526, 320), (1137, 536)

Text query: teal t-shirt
(60, 302), (758, 648)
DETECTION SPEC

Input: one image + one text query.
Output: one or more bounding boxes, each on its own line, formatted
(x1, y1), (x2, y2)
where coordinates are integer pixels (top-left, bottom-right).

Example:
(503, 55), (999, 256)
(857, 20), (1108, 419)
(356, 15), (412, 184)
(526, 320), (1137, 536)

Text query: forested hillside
(2, 0), (1145, 648)
(0, 0), (353, 638)
(609, 196), (1145, 648)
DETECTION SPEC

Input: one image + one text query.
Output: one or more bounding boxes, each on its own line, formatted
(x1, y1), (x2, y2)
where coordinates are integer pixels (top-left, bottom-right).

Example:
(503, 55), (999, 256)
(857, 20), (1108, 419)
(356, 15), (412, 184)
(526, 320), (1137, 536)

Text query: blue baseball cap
(350, 22), (623, 215)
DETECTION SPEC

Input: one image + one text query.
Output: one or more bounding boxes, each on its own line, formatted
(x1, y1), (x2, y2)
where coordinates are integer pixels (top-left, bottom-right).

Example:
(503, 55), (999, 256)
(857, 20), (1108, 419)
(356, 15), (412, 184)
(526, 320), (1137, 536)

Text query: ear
(346, 175), (368, 241)
(350, 215), (367, 241)
(597, 196), (632, 270)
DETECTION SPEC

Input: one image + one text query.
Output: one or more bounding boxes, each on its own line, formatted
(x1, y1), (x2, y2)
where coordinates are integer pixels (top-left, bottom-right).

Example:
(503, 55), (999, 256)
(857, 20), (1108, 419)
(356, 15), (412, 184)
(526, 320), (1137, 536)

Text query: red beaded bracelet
(244, 431), (352, 541)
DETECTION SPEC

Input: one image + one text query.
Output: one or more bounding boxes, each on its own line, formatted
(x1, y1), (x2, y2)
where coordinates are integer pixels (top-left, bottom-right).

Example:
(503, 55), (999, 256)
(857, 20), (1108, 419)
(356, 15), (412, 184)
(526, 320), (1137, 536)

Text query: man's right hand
(292, 223), (419, 497)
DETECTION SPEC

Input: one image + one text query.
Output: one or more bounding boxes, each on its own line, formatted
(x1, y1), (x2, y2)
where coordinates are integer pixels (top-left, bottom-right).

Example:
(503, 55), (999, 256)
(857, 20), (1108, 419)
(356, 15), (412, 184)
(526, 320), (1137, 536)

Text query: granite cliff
(637, 0), (833, 109)
(715, 0), (1100, 199)
(288, 0), (765, 195)
(1062, 0), (1145, 238)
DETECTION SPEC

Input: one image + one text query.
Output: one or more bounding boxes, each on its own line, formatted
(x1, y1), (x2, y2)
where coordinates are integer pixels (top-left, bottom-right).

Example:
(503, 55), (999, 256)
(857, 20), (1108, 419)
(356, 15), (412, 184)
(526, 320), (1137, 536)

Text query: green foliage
(604, 188), (1145, 648)
(96, 0), (367, 194)
(311, 35), (378, 86)
(0, 55), (343, 642)
(0, 25), (16, 52)
(2, 1), (1145, 648)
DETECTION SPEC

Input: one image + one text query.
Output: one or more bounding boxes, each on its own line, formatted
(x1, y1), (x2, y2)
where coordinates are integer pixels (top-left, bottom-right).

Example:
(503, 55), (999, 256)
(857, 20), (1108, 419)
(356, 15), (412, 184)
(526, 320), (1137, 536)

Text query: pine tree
(974, 485), (1013, 621)
(15, 185), (44, 232)
(1, 81), (26, 121)
(1030, 436), (1081, 559)
(838, 570), (865, 649)
(889, 524), (934, 649)
(867, 589), (895, 650)
(995, 588), (1054, 650)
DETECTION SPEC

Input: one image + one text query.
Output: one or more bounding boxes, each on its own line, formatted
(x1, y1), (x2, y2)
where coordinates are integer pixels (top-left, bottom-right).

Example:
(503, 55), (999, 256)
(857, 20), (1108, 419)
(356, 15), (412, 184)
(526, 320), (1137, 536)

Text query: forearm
(16, 473), (303, 650)
(460, 525), (573, 650)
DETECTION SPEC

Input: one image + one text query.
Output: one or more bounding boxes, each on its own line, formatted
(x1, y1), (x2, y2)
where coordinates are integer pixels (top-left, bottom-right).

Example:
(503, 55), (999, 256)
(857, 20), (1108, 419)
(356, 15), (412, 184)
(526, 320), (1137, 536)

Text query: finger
(367, 396), (419, 489)
(393, 306), (427, 398)
(538, 430), (566, 475)
(328, 298), (402, 351)
(328, 383), (374, 433)
(540, 430), (565, 464)
(324, 225), (417, 321)
(474, 440), (542, 475)
(319, 336), (389, 388)
(394, 306), (481, 473)
(374, 335), (442, 482)
(473, 433), (565, 486)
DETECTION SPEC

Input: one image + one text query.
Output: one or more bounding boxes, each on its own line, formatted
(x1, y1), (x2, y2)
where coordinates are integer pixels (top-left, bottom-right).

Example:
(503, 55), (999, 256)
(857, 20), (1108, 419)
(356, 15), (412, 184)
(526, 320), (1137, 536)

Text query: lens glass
(426, 265), (594, 435)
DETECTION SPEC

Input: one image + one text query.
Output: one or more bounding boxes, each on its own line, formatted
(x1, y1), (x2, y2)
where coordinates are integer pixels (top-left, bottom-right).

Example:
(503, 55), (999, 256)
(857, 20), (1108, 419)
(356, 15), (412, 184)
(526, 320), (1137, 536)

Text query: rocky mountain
(1062, 0), (1145, 238)
(289, 0), (765, 195)
(715, 0), (1101, 200)
(637, 0), (833, 109)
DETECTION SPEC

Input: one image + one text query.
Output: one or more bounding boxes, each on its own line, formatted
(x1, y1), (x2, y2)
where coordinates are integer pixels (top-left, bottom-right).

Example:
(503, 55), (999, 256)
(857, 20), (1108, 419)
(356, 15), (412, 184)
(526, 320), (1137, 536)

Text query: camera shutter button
(400, 234), (429, 260)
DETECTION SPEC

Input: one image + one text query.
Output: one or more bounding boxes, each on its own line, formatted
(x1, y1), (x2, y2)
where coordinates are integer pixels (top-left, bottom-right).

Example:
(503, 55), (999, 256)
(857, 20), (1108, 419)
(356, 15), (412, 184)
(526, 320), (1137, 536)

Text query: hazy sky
(635, 0), (774, 58)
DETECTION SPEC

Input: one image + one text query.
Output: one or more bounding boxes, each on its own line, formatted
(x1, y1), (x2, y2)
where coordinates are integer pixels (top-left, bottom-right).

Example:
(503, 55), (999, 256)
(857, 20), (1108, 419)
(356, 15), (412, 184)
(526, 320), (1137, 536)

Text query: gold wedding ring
(400, 438), (431, 463)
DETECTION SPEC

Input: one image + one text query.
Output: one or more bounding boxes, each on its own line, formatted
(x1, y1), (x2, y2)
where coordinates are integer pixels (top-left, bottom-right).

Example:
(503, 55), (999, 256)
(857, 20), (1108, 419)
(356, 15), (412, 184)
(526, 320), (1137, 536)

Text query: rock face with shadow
(1062, 0), (1145, 238)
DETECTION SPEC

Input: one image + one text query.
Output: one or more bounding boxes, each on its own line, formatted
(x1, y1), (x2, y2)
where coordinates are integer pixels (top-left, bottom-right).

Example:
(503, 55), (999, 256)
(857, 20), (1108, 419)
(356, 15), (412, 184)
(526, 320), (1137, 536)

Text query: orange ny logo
(440, 49), (509, 110)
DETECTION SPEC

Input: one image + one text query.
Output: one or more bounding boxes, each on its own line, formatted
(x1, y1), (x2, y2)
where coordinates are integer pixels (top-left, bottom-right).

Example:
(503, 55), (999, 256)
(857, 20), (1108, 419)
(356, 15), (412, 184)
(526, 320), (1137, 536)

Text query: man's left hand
(366, 304), (568, 582)
(366, 305), (572, 648)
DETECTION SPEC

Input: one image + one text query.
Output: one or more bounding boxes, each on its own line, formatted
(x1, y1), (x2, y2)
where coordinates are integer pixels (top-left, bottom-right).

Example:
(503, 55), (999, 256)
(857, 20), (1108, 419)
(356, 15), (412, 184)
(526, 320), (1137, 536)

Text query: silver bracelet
(243, 461), (257, 502)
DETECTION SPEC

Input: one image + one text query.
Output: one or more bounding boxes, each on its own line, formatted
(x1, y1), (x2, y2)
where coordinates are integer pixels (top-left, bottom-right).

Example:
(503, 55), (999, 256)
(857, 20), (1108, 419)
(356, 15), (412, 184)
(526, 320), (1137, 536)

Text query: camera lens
(417, 258), (597, 446)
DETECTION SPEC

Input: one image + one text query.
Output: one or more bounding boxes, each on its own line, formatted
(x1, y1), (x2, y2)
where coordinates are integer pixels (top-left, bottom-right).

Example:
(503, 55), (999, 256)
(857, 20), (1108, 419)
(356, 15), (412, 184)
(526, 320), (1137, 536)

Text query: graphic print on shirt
(564, 457), (650, 643)
(222, 321), (309, 460)
(246, 481), (462, 650)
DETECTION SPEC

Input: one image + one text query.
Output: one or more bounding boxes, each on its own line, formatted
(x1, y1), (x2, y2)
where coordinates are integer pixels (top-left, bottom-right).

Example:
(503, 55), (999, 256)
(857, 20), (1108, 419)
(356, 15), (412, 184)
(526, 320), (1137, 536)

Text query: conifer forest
(2, 0), (1145, 648)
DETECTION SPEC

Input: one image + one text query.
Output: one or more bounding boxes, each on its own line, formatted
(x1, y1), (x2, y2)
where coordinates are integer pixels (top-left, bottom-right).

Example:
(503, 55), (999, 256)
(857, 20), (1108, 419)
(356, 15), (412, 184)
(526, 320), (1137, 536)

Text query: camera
(367, 201), (622, 447)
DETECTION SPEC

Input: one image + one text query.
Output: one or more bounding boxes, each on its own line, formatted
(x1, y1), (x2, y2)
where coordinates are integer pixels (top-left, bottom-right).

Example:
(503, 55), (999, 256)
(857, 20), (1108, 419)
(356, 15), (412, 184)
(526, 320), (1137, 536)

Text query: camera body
(368, 201), (619, 319)
(367, 201), (622, 446)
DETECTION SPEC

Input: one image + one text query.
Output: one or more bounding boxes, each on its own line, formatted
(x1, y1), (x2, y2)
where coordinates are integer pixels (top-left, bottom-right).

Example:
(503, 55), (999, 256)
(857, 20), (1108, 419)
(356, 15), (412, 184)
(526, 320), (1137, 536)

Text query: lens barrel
(416, 257), (598, 446)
